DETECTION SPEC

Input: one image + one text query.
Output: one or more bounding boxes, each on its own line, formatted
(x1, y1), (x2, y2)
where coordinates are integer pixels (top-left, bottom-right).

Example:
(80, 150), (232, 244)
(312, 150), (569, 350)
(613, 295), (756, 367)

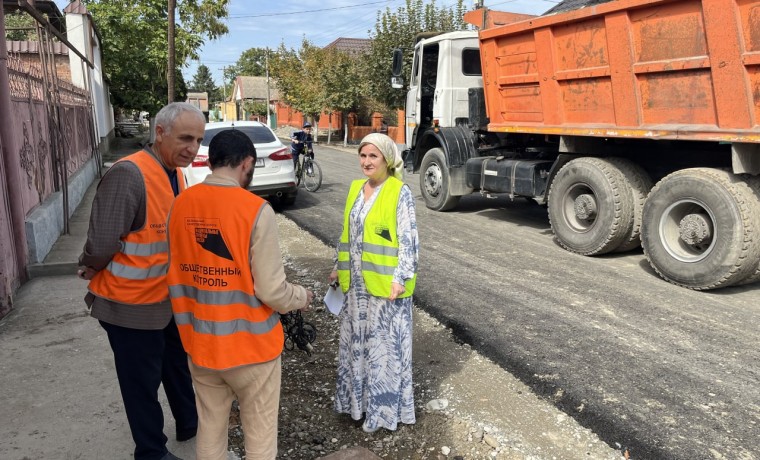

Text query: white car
(183, 121), (298, 205)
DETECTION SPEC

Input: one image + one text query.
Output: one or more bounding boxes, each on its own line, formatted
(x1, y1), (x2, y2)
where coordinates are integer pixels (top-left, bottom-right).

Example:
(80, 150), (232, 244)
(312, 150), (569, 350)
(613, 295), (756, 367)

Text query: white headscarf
(358, 133), (404, 180)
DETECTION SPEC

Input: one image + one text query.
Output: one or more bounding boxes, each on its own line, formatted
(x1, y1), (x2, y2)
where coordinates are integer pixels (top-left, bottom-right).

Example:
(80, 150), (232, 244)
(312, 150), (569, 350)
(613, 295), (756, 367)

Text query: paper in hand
(324, 285), (344, 316)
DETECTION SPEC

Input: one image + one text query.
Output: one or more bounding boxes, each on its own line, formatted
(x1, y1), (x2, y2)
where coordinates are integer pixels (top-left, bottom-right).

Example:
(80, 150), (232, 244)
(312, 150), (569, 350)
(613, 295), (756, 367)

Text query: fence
(7, 52), (95, 218)
(278, 107), (405, 145)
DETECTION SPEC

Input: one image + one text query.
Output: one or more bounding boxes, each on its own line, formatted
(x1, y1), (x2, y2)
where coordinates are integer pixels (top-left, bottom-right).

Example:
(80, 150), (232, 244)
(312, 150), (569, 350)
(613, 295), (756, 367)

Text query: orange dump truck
(391, 0), (760, 290)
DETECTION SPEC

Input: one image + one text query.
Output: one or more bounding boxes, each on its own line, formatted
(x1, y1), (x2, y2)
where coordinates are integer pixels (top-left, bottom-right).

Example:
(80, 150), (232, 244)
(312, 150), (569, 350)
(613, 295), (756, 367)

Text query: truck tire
(735, 175), (760, 285)
(640, 168), (760, 290)
(606, 158), (653, 253)
(548, 157), (634, 255)
(420, 147), (460, 211)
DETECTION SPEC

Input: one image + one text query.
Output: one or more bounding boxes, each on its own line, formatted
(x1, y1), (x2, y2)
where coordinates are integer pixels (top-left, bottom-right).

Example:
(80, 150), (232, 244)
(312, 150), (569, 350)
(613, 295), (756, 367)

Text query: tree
(232, 47), (269, 77)
(320, 47), (369, 144)
(4, 11), (36, 41)
(190, 64), (218, 100)
(366, 0), (468, 109)
(243, 100), (267, 118)
(269, 39), (326, 126)
(83, 0), (229, 114)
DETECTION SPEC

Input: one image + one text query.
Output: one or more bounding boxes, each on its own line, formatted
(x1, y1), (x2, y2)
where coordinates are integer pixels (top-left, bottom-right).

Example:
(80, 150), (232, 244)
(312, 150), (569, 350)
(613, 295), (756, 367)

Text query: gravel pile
(224, 209), (626, 460)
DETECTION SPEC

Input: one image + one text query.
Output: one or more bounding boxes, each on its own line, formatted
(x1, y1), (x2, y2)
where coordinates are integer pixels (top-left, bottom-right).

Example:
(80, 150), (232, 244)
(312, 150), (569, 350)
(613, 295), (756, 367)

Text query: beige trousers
(189, 356), (281, 460)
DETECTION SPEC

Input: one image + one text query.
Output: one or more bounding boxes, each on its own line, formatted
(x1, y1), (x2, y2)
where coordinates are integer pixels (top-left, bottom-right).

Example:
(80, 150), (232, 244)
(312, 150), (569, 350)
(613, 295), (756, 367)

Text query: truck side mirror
(391, 48), (403, 77)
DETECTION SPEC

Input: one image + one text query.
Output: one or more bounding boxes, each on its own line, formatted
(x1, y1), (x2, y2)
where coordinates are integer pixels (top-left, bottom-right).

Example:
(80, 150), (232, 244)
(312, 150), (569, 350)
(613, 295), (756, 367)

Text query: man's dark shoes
(176, 427), (197, 442)
(160, 452), (183, 460)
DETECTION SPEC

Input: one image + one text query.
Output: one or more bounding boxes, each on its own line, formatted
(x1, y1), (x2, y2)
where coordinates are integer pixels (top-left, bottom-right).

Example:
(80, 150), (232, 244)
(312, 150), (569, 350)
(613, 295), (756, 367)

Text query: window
(202, 125), (276, 146)
(462, 48), (482, 76)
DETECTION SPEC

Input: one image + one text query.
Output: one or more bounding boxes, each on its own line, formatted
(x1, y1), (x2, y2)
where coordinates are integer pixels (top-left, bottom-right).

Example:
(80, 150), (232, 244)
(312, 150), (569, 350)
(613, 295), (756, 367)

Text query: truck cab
(397, 31), (486, 210)
(403, 31), (481, 151)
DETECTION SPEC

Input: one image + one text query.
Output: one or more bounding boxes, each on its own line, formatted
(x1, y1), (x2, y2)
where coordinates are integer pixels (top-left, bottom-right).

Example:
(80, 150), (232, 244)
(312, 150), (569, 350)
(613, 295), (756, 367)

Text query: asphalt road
(279, 144), (760, 460)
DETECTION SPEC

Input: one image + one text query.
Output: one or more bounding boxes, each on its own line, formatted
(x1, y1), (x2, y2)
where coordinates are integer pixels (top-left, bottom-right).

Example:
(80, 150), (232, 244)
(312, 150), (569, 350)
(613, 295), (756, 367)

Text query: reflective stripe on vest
(337, 177), (416, 298)
(121, 240), (169, 256)
(169, 284), (263, 308)
(167, 183), (284, 370)
(88, 150), (185, 305)
(173, 311), (280, 336)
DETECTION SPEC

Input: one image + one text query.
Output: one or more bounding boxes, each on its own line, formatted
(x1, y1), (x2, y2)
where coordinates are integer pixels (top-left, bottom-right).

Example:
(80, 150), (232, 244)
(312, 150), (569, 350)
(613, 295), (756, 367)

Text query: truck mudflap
(465, 157), (553, 198)
(418, 125), (477, 169)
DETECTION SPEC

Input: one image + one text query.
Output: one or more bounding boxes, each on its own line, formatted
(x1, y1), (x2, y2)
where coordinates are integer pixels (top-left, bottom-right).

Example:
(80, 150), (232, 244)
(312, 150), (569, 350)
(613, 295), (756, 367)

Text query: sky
(55, 0), (557, 86)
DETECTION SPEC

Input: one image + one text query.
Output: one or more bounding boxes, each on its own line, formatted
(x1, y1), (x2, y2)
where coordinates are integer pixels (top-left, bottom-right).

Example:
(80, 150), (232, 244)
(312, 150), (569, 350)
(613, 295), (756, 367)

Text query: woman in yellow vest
(328, 133), (419, 434)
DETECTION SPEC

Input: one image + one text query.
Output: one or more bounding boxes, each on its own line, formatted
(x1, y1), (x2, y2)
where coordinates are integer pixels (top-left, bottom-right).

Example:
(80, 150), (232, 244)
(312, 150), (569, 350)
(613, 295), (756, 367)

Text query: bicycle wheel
(303, 160), (322, 192)
(295, 160), (303, 187)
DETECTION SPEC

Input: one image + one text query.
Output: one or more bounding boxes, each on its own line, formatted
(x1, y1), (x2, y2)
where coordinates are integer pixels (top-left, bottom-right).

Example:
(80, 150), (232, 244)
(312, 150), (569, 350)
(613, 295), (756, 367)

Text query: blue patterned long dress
(334, 181), (419, 431)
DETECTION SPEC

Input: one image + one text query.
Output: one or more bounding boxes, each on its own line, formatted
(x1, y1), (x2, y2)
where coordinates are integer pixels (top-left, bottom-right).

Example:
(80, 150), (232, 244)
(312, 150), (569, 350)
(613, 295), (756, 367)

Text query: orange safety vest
(88, 150), (185, 305)
(166, 182), (284, 370)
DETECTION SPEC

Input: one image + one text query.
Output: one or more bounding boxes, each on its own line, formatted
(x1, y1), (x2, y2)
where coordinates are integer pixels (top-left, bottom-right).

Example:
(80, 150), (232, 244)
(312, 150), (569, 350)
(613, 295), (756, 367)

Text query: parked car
(183, 121), (298, 205)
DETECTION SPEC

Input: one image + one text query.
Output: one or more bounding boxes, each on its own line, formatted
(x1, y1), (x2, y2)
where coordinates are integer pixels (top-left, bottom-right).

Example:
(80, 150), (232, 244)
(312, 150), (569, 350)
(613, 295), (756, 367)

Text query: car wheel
(280, 194), (297, 206)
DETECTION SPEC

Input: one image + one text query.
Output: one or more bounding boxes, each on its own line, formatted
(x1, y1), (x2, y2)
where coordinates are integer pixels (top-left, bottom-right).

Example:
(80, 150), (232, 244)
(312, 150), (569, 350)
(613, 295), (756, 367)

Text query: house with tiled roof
(228, 76), (279, 123)
(323, 37), (372, 56)
(233, 75), (280, 101)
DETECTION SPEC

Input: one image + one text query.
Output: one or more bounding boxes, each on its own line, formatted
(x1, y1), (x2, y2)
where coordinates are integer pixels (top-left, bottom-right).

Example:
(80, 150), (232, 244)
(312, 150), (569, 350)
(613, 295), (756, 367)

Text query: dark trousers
(100, 318), (198, 460)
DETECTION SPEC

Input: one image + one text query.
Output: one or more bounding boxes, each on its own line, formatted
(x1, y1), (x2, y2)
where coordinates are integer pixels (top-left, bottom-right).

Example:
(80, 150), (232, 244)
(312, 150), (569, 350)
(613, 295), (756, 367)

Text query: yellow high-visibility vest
(337, 177), (416, 298)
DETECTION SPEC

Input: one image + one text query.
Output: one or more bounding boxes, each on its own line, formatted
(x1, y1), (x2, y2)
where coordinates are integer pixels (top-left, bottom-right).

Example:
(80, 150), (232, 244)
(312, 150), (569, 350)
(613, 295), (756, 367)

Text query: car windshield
(202, 126), (276, 146)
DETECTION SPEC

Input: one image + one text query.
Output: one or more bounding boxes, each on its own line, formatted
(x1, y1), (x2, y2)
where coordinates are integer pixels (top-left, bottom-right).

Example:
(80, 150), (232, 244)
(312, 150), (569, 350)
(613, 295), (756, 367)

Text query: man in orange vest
(78, 102), (205, 460)
(166, 129), (314, 460)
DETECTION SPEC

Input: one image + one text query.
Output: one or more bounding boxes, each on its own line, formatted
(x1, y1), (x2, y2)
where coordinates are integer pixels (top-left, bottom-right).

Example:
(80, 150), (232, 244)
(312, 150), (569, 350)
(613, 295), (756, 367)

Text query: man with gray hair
(78, 102), (205, 460)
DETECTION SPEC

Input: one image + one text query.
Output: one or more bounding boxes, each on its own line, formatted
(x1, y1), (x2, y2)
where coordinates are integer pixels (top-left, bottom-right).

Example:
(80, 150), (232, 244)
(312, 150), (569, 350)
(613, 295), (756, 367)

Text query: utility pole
(167, 0), (176, 102)
(220, 66), (228, 121)
(265, 48), (272, 129)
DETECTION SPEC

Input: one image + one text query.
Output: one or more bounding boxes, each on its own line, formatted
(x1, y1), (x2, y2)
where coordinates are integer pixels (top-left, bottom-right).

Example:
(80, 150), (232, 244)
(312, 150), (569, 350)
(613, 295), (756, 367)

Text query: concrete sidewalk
(0, 137), (379, 460)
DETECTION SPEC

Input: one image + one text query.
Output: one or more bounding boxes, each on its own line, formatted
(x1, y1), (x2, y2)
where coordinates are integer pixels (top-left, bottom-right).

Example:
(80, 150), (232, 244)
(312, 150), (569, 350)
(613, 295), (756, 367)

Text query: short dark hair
(208, 129), (257, 169)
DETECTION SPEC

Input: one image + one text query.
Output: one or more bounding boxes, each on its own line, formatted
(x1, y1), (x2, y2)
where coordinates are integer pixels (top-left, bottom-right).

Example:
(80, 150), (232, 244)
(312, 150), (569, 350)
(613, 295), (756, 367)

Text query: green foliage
(4, 11), (37, 41)
(255, 0), (467, 124)
(321, 47), (367, 114)
(190, 64), (219, 101)
(83, 0), (229, 114)
(269, 39), (325, 122)
(243, 100), (267, 117)
(269, 39), (369, 127)
(232, 47), (269, 77)
(367, 0), (468, 109)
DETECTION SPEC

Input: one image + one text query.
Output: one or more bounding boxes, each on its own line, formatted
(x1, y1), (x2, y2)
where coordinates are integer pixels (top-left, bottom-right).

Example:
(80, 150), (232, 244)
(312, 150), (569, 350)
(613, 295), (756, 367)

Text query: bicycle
(294, 149), (322, 192)
(280, 309), (317, 356)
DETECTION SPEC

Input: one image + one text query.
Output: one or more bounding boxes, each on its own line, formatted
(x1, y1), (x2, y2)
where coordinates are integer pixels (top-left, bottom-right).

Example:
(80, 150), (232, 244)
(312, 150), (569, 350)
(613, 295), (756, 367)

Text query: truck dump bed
(477, 0), (760, 142)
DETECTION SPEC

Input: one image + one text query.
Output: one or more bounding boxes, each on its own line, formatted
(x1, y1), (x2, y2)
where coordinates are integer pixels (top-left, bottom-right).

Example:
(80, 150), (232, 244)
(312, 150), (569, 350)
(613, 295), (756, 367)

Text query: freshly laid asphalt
(0, 136), (378, 460)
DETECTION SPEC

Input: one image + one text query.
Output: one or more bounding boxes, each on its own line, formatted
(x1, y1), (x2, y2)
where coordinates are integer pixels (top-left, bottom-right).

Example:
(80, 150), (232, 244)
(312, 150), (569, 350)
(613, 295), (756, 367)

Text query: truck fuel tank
(465, 157), (553, 198)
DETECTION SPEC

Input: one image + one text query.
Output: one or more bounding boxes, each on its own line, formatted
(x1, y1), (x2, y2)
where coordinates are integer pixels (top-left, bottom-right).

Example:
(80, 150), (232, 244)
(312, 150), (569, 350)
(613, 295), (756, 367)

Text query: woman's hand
(389, 282), (406, 301)
(328, 270), (338, 286)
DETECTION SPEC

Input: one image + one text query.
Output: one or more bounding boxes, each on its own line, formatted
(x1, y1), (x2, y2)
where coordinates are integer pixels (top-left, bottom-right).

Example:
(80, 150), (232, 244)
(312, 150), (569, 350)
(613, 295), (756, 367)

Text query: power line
(226, 0), (393, 19)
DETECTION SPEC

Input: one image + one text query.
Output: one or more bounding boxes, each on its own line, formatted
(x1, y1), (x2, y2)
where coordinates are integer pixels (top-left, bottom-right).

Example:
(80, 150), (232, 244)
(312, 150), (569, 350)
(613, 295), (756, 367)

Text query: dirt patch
(227, 215), (625, 460)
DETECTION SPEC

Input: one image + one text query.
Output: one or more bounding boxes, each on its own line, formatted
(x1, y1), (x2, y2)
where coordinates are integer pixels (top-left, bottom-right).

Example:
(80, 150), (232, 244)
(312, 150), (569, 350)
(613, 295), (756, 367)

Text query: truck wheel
(640, 168), (760, 290)
(735, 175), (760, 285)
(548, 157), (634, 255)
(420, 148), (460, 211)
(606, 158), (653, 252)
